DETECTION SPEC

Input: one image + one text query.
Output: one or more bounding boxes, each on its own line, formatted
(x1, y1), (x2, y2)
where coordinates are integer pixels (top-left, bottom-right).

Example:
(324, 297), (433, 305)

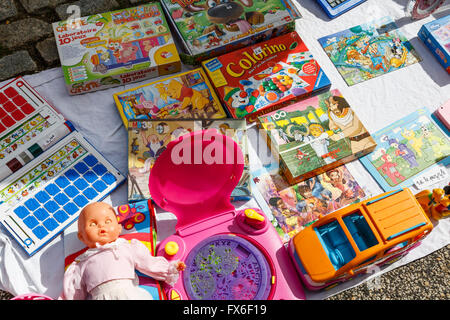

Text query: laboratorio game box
(202, 32), (331, 122)
(52, 3), (181, 95)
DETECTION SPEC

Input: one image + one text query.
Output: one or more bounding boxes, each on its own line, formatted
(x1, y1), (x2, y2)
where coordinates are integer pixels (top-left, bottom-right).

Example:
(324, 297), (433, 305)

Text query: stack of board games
(0, 77), (125, 256)
(418, 15), (450, 74)
(52, 3), (181, 95)
(360, 108), (450, 192)
(113, 68), (227, 128)
(127, 119), (251, 202)
(160, 0), (301, 65)
(202, 31), (331, 122)
(257, 89), (377, 185)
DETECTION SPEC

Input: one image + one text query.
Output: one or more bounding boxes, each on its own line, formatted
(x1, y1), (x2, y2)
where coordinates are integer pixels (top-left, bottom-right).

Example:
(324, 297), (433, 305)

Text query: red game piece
(4, 87), (18, 98)
(1, 115), (15, 127)
(3, 100), (16, 112)
(21, 103), (35, 114)
(0, 92), (7, 104)
(0, 122), (5, 133)
(0, 107), (6, 118)
(13, 95), (27, 106)
(11, 109), (25, 121)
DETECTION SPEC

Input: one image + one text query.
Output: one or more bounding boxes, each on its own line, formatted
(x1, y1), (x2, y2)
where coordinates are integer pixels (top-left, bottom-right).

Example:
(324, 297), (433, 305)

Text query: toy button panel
(158, 235), (186, 261)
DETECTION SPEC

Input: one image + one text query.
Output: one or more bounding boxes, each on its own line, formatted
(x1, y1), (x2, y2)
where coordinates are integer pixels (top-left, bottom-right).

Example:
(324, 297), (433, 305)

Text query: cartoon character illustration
(420, 124), (448, 161)
(107, 39), (123, 60)
(161, 79), (210, 116)
(401, 128), (423, 157)
(366, 43), (389, 72)
(116, 43), (139, 64)
(184, 0), (265, 35)
(138, 131), (170, 173)
(308, 123), (336, 165)
(223, 80), (259, 117)
(326, 94), (375, 155)
(377, 150), (405, 185)
(306, 176), (332, 201)
(416, 186), (450, 220)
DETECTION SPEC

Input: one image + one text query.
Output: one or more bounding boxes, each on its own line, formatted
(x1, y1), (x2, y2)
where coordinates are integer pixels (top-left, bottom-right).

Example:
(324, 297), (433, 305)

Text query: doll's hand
(176, 261), (186, 272)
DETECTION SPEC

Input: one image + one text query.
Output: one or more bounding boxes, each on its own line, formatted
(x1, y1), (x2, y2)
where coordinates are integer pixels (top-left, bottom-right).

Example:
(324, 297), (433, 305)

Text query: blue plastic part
(44, 200), (59, 213)
(92, 180), (107, 192)
(55, 176), (70, 189)
(83, 187), (98, 200)
(43, 218), (59, 231)
(53, 210), (69, 223)
(102, 173), (117, 185)
(342, 212), (378, 251)
(45, 184), (60, 196)
(84, 170), (98, 183)
(315, 221), (356, 270)
(83, 154), (98, 167)
(316, 0), (367, 19)
(387, 223), (427, 240)
(65, 169), (80, 181)
(14, 206), (30, 219)
(63, 185), (78, 198)
(23, 216), (39, 229)
(32, 226), (48, 240)
(93, 164), (107, 176)
(35, 191), (50, 204)
(366, 189), (403, 206)
(24, 199), (39, 211)
(63, 202), (78, 215)
(73, 178), (88, 190)
(74, 162), (89, 174)
(73, 194), (88, 207)
(33, 208), (49, 221)
(54, 193), (70, 206)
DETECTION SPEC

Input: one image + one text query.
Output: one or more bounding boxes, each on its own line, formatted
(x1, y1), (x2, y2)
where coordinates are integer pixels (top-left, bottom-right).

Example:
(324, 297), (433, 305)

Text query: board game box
(160, 0), (301, 65)
(257, 89), (377, 185)
(202, 31), (331, 122)
(52, 3), (181, 95)
(318, 16), (421, 86)
(360, 108), (450, 192)
(418, 14), (450, 74)
(113, 68), (227, 128)
(128, 119), (251, 202)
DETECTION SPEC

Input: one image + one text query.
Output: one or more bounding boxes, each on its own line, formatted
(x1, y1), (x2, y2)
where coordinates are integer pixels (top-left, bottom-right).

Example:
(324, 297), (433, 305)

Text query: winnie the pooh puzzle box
(113, 68), (227, 128)
(52, 3), (181, 95)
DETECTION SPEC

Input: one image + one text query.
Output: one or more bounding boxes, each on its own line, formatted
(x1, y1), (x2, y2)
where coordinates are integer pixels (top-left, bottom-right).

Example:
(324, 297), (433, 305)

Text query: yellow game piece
(165, 241), (179, 255)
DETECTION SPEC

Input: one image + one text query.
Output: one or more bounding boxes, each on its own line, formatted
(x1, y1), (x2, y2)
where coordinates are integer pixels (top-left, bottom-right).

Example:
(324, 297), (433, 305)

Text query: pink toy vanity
(151, 130), (305, 300)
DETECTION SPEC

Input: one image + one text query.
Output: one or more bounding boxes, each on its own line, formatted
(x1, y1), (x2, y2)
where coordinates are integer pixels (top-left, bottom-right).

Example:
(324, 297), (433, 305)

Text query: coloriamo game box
(202, 31), (331, 122)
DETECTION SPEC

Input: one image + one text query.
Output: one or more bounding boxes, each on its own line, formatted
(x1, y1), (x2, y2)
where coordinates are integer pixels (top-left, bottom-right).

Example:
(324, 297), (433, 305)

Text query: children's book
(160, 0), (301, 65)
(113, 68), (227, 128)
(318, 16), (422, 86)
(203, 31), (331, 122)
(258, 89), (377, 184)
(53, 3), (181, 95)
(63, 199), (166, 300)
(251, 161), (372, 243)
(360, 108), (450, 192)
(128, 119), (251, 202)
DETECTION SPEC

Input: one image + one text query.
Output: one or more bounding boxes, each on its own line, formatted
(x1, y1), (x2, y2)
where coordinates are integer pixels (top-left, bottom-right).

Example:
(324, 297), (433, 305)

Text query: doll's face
(78, 202), (122, 248)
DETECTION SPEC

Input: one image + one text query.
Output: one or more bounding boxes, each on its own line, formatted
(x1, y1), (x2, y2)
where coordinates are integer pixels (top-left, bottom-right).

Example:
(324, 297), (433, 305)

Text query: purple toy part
(149, 129), (244, 230)
(183, 234), (272, 300)
(291, 87), (307, 96)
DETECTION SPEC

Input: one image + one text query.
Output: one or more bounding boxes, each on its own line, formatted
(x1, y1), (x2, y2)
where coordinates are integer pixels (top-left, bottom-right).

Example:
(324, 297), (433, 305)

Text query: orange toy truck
(288, 188), (433, 290)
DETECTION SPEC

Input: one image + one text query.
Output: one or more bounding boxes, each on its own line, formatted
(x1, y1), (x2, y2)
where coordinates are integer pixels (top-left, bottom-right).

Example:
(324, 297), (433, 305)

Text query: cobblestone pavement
(0, 0), (449, 301)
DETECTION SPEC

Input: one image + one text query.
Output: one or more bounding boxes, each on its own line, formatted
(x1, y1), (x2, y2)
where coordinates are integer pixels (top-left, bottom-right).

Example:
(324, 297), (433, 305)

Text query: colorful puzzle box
(202, 31), (331, 122)
(418, 14), (450, 74)
(160, 0), (301, 65)
(257, 89), (377, 184)
(113, 68), (227, 128)
(318, 16), (421, 86)
(127, 119), (251, 202)
(52, 3), (181, 95)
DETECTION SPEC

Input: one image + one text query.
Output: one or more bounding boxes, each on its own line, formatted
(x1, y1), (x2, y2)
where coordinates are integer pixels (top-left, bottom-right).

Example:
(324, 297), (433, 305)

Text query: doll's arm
(62, 263), (86, 300)
(130, 239), (181, 286)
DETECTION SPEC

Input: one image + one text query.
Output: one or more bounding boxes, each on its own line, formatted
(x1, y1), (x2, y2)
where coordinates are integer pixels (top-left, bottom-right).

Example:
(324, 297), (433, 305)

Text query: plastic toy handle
(11, 293), (53, 300)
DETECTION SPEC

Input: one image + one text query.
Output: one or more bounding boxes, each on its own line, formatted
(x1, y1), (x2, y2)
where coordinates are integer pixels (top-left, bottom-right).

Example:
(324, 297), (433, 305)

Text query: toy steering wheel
(406, 0), (446, 19)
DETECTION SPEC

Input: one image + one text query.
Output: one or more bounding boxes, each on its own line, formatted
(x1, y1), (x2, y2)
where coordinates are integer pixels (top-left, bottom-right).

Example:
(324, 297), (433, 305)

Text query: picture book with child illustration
(318, 16), (421, 86)
(360, 108), (450, 192)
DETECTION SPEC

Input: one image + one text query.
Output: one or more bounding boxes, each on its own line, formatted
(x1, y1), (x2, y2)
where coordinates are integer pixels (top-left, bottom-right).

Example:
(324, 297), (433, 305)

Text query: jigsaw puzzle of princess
(318, 16), (422, 86)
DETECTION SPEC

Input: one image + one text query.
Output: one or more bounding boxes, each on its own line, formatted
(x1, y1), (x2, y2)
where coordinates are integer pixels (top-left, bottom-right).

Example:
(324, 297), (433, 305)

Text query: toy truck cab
(289, 189), (433, 290)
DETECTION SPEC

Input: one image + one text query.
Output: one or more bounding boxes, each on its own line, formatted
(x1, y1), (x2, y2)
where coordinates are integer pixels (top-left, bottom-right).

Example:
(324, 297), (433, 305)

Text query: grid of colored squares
(11, 154), (117, 247)
(0, 84), (36, 134)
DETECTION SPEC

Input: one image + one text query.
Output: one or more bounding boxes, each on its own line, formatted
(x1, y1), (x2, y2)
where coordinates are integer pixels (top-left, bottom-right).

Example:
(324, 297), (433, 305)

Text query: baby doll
(62, 202), (185, 300)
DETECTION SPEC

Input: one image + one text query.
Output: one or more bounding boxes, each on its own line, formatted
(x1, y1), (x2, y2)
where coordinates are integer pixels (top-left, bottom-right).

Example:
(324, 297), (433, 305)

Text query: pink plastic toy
(150, 129), (305, 300)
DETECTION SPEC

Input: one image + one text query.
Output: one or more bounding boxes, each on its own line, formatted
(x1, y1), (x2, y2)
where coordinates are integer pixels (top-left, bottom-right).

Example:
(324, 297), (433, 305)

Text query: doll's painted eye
(105, 219), (112, 224)
(89, 222), (97, 227)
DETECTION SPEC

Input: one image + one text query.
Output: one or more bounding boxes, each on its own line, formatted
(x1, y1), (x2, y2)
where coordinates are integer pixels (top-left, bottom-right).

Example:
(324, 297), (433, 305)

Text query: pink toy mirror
(149, 129), (244, 230)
